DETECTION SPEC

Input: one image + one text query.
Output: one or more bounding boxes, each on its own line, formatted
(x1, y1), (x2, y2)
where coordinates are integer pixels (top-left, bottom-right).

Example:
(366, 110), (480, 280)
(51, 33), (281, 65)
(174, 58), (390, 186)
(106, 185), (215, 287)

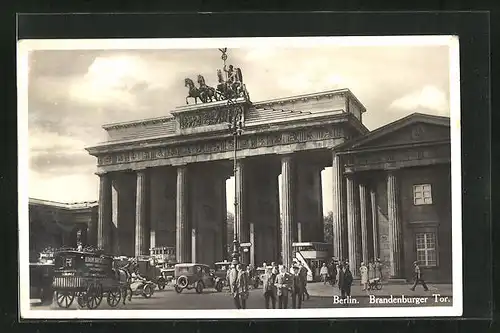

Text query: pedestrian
(368, 259), (375, 280)
(375, 258), (383, 280)
(320, 263), (329, 284)
(410, 261), (429, 291)
(299, 262), (310, 301)
(291, 264), (304, 309)
(262, 266), (277, 309)
(229, 261), (242, 309)
(359, 262), (368, 291)
(338, 263), (353, 300)
(331, 260), (338, 285)
(236, 263), (250, 309)
(271, 261), (278, 275)
(275, 265), (290, 309)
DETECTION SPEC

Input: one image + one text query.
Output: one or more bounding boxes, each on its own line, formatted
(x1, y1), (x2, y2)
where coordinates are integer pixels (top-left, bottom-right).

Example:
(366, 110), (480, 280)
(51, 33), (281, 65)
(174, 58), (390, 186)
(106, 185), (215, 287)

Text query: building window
(415, 232), (437, 267)
(413, 184), (433, 205)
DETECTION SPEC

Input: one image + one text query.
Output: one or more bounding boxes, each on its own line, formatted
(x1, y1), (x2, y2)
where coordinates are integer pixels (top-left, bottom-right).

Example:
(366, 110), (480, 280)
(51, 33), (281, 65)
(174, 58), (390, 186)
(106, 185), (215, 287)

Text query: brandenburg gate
(85, 54), (369, 269)
(86, 91), (368, 269)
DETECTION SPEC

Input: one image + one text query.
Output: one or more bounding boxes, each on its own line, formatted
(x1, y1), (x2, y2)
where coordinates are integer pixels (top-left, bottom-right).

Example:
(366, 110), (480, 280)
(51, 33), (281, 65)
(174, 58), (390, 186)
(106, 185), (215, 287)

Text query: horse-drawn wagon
(52, 249), (126, 309)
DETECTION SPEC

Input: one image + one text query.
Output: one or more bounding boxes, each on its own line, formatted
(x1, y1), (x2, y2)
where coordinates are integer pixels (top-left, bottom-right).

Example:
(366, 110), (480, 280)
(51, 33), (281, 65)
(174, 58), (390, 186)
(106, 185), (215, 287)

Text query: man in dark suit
(410, 261), (429, 291)
(338, 263), (353, 300)
(275, 265), (290, 309)
(291, 265), (305, 309)
(262, 266), (277, 309)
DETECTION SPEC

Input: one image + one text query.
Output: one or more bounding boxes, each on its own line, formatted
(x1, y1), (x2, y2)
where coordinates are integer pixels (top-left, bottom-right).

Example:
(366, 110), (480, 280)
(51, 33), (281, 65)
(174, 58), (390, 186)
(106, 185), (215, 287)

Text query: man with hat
(228, 260), (243, 309)
(275, 265), (291, 309)
(262, 265), (277, 309)
(291, 263), (305, 309)
(410, 261), (429, 291)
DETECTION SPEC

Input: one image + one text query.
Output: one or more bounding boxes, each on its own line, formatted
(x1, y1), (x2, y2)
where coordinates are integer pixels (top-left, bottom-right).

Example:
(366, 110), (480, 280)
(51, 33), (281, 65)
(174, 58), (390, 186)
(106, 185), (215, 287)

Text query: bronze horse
(197, 75), (218, 103)
(184, 78), (202, 104)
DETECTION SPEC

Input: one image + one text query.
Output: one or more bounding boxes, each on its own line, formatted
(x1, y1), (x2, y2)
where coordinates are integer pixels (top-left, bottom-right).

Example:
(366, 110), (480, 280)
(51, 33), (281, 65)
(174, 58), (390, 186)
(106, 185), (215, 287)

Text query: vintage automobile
(29, 262), (54, 305)
(129, 275), (156, 298)
(213, 261), (232, 290)
(174, 263), (223, 294)
(135, 256), (167, 290)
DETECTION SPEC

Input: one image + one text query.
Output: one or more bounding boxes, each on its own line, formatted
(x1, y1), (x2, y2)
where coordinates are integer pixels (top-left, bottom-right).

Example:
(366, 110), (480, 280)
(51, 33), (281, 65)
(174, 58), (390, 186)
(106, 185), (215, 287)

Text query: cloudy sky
(25, 39), (452, 214)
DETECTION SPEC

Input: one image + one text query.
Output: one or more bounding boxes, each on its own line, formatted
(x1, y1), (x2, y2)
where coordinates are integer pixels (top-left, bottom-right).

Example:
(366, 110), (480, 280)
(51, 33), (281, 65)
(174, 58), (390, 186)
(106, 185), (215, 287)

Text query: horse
(197, 75), (218, 103)
(113, 262), (134, 305)
(184, 78), (201, 104)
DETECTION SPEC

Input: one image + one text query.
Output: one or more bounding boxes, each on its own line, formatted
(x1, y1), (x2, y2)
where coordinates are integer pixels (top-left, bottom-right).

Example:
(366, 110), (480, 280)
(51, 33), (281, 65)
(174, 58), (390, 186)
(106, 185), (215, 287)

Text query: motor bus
(292, 242), (333, 282)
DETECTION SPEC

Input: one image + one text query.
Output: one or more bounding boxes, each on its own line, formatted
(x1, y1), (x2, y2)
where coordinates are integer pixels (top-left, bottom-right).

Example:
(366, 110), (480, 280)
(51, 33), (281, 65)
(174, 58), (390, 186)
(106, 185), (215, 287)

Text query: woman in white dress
(359, 262), (368, 291)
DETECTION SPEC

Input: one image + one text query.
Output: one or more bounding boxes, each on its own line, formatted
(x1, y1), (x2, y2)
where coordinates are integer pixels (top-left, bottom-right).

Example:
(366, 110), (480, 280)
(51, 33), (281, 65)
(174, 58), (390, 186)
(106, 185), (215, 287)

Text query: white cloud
(29, 129), (87, 154)
(389, 85), (449, 115)
(67, 55), (171, 108)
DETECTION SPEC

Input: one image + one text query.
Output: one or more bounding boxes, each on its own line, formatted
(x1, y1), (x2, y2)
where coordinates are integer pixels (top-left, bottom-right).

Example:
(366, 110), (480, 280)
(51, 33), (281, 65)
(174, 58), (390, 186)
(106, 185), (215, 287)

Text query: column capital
(172, 162), (188, 167)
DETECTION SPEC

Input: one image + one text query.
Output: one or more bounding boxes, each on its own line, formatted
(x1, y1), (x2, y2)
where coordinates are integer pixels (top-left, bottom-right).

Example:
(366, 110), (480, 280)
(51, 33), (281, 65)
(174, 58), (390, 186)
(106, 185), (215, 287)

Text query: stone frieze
(98, 126), (343, 166)
(344, 144), (450, 167)
(178, 108), (233, 129)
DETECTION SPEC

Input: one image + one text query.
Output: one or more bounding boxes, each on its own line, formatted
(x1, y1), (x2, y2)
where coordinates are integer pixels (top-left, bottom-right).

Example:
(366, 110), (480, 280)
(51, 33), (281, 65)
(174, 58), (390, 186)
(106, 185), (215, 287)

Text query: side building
(28, 198), (98, 261)
(334, 113), (451, 283)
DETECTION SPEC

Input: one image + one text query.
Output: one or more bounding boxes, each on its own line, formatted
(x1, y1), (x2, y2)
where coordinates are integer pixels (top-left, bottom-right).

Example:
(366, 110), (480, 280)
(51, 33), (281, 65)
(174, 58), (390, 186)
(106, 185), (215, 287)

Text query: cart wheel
(86, 283), (103, 309)
(195, 281), (204, 294)
(56, 291), (75, 308)
(174, 285), (183, 293)
(77, 292), (87, 308)
(157, 277), (166, 290)
(375, 283), (382, 290)
(253, 278), (260, 289)
(143, 284), (153, 298)
(107, 287), (122, 307)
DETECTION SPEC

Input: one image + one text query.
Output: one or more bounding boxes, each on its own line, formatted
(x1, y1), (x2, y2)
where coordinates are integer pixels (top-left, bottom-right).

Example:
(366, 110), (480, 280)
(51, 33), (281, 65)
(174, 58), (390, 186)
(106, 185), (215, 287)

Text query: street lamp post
(227, 98), (244, 265)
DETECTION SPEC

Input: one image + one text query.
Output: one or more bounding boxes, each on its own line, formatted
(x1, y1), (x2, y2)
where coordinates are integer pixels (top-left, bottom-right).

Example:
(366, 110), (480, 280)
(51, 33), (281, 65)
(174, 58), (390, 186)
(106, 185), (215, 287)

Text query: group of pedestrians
(261, 260), (310, 309)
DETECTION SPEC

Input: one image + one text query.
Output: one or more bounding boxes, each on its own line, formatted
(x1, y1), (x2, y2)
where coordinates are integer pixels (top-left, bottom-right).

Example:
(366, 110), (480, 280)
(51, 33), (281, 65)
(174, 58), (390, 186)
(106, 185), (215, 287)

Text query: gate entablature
(86, 89), (369, 173)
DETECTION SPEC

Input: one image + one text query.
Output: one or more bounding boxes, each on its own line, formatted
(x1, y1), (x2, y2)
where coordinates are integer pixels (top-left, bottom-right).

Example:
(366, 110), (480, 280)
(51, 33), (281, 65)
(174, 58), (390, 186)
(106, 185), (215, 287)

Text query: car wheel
(215, 280), (223, 292)
(174, 285), (183, 293)
(157, 277), (166, 290)
(143, 284), (153, 298)
(177, 275), (188, 289)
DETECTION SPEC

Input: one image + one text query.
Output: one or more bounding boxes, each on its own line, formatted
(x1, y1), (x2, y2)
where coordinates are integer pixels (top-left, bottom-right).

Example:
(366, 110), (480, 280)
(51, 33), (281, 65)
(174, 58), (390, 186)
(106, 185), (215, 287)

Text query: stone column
(176, 165), (189, 263)
(346, 174), (361, 277)
(281, 155), (294, 269)
(317, 168), (325, 242)
(135, 169), (149, 257)
(359, 183), (369, 264)
(370, 188), (379, 259)
(387, 170), (403, 277)
(332, 153), (347, 260)
(97, 173), (112, 253)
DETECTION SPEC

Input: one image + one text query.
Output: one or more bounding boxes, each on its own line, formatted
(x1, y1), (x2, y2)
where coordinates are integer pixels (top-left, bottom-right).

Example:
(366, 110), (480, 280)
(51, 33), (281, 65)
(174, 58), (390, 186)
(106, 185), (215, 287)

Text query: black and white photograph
(18, 36), (462, 319)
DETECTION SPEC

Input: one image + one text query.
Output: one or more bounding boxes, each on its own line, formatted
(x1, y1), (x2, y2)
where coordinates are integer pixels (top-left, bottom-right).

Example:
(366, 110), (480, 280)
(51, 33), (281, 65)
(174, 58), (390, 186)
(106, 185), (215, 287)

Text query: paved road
(33, 283), (453, 310)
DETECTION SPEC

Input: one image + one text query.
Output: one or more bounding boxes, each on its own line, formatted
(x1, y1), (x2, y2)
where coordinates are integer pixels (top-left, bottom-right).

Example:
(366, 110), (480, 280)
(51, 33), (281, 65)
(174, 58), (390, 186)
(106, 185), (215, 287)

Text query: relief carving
(178, 108), (232, 129)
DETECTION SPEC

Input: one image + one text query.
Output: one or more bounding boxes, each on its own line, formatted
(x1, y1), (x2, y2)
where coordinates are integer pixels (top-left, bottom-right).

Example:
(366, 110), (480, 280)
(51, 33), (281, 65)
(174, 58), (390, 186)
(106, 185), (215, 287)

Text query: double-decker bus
(292, 242), (332, 282)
